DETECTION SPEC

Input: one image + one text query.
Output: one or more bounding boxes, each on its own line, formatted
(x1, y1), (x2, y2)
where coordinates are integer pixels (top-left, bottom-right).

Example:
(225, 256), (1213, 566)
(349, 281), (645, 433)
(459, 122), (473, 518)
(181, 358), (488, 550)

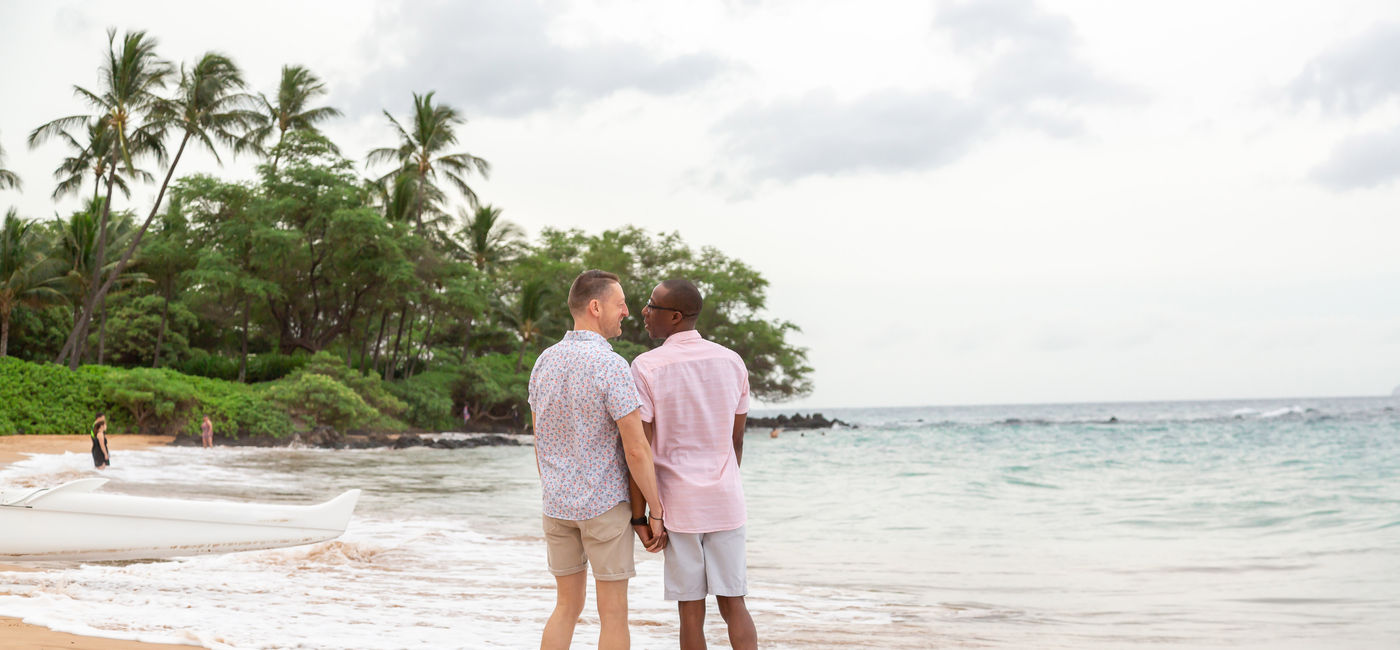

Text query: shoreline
(1, 434), (198, 649)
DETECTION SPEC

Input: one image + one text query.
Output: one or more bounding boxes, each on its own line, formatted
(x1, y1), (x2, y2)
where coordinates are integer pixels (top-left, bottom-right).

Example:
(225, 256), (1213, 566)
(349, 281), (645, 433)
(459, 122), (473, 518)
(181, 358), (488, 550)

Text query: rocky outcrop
(745, 412), (852, 430)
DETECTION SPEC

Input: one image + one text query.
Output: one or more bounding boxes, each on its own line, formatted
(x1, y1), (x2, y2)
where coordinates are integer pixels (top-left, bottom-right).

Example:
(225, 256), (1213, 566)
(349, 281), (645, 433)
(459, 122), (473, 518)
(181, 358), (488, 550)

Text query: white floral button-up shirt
(528, 330), (642, 520)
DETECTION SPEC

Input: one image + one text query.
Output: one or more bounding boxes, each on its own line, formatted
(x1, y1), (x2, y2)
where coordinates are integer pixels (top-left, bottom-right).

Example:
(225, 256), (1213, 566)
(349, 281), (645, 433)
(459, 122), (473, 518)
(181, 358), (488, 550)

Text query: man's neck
(571, 319), (608, 338)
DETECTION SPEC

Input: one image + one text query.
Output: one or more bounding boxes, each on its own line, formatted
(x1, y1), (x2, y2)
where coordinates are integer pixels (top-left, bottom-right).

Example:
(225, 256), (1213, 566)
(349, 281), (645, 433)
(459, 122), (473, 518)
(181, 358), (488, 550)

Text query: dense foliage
(0, 28), (811, 436)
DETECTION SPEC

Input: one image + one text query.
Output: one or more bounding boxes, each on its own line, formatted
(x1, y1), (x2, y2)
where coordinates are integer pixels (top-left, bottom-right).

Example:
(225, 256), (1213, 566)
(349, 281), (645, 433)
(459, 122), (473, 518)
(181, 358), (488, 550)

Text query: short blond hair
(568, 269), (620, 314)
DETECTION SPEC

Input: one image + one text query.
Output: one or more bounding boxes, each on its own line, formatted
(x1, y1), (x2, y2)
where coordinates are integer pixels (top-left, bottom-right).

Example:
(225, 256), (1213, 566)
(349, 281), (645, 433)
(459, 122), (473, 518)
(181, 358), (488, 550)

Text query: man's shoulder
(699, 338), (747, 369)
(631, 346), (663, 369)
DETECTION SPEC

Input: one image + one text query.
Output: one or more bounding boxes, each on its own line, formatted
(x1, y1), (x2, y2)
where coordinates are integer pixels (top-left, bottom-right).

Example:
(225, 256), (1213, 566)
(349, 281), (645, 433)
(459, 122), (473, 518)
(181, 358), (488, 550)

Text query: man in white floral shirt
(529, 269), (666, 650)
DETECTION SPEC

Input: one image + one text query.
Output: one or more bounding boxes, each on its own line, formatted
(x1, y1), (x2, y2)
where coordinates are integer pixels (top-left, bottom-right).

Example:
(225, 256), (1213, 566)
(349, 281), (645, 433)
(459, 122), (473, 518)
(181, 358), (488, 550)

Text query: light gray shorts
(663, 525), (747, 601)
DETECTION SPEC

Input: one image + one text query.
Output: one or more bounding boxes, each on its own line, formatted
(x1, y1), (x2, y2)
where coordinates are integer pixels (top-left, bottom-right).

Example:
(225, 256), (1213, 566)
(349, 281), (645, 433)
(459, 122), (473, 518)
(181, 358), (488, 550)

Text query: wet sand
(1, 435), (196, 649)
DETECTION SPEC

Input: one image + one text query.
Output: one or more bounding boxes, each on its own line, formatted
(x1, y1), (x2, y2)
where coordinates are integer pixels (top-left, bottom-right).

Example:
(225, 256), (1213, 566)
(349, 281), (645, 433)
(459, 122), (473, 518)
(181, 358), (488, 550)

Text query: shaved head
(658, 279), (703, 321)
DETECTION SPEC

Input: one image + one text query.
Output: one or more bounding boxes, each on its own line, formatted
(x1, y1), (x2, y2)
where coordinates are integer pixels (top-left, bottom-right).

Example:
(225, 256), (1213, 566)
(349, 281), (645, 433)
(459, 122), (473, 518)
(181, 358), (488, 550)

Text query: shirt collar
(563, 330), (611, 347)
(663, 330), (702, 345)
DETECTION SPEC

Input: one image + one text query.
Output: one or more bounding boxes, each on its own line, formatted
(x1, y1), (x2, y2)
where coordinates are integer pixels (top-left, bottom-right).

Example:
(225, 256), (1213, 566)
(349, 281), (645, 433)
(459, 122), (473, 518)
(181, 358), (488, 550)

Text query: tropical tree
(55, 50), (259, 369)
(48, 202), (148, 363)
(243, 64), (342, 172)
(0, 138), (21, 191)
(368, 91), (490, 234)
(137, 197), (197, 367)
(457, 204), (523, 271)
(1, 210), (66, 356)
(497, 279), (552, 372)
(30, 28), (172, 367)
(45, 119), (156, 203)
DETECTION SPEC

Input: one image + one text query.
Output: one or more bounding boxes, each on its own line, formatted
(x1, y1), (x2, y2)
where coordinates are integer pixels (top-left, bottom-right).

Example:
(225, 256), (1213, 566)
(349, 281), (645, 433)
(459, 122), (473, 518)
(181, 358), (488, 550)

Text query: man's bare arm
(618, 409), (665, 540)
(732, 413), (747, 467)
(629, 419), (659, 520)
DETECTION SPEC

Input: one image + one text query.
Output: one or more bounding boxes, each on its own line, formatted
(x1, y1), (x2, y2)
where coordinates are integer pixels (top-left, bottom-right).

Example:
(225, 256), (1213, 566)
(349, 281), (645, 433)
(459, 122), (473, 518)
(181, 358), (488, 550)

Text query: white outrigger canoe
(0, 478), (360, 562)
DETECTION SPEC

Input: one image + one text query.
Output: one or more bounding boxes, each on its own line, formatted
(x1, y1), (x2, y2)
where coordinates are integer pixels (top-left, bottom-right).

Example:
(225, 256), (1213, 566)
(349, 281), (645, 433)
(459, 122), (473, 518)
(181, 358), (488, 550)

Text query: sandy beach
(1, 435), (195, 649)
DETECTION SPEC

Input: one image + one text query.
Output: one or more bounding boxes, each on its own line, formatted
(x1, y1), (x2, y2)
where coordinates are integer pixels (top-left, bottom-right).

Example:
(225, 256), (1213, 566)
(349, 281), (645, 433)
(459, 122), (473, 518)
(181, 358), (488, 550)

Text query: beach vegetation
(0, 27), (813, 439)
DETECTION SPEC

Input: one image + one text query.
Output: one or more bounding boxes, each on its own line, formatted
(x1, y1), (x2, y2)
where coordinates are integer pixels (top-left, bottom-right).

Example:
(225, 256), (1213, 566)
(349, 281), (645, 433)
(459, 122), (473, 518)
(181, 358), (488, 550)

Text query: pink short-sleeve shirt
(630, 330), (750, 534)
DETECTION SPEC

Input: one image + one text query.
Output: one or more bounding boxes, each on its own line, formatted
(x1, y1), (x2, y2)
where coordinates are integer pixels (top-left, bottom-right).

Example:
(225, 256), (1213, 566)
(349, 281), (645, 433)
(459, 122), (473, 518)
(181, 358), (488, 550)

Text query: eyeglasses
(646, 302), (698, 318)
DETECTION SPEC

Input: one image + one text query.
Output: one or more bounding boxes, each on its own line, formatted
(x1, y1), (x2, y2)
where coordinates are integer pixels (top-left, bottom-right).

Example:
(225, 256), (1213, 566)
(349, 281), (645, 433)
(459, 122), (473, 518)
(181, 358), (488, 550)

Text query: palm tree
(498, 279), (552, 372)
(457, 204), (523, 271)
(0, 138), (21, 191)
(30, 29), (171, 367)
(49, 201), (148, 363)
(47, 119), (156, 203)
(243, 64), (343, 172)
(54, 50), (259, 369)
(368, 91), (490, 234)
(0, 209), (66, 356)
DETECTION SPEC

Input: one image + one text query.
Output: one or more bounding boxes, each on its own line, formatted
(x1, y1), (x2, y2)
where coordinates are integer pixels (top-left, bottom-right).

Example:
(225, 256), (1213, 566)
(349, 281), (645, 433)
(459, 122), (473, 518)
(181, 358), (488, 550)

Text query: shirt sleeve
(600, 353), (642, 421)
(631, 361), (655, 423)
(527, 364), (539, 409)
(735, 361), (751, 415)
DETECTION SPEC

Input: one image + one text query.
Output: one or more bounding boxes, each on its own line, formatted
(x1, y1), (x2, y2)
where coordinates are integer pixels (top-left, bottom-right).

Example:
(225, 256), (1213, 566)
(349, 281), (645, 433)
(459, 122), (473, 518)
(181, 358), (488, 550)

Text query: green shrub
(0, 357), (105, 435)
(176, 351), (239, 381)
(386, 370), (458, 430)
(245, 353), (309, 383)
(297, 351), (407, 419)
(266, 372), (381, 431)
(101, 368), (198, 434)
(1, 357), (293, 439)
(183, 375), (294, 439)
(456, 353), (531, 423)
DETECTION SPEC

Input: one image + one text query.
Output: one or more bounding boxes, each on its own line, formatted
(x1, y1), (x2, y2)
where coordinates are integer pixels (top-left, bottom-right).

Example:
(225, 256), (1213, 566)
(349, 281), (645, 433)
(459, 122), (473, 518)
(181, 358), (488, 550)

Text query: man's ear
(589, 298), (602, 317)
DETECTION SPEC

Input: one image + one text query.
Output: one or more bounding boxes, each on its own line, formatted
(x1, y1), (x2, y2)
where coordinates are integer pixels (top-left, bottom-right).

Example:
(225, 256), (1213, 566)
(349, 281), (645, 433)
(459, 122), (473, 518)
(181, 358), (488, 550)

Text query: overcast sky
(2, 0), (1399, 408)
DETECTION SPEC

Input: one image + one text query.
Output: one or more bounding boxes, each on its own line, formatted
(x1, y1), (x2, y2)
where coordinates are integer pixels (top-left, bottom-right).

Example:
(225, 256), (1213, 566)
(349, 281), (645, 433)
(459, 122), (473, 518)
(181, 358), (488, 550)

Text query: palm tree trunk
(385, 306), (410, 381)
(238, 293), (250, 382)
(61, 132), (191, 370)
(96, 296), (107, 364)
(1, 308), (10, 357)
(57, 172), (117, 366)
(515, 336), (527, 373)
(370, 309), (388, 376)
(153, 287), (171, 367)
(358, 311), (373, 373)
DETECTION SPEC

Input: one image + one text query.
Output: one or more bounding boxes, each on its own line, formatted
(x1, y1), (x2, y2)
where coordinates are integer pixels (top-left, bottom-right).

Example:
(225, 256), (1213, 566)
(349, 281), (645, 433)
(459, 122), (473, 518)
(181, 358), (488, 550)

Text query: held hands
(632, 514), (667, 553)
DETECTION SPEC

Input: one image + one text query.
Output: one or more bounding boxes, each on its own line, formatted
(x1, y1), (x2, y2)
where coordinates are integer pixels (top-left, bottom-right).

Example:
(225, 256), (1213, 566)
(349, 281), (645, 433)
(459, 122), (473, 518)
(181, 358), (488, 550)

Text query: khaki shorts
(663, 525), (747, 600)
(543, 502), (635, 581)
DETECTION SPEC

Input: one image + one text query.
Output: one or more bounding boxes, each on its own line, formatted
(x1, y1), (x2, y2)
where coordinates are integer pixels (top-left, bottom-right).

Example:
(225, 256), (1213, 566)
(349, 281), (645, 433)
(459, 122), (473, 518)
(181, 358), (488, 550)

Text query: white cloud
(1311, 124), (1400, 190)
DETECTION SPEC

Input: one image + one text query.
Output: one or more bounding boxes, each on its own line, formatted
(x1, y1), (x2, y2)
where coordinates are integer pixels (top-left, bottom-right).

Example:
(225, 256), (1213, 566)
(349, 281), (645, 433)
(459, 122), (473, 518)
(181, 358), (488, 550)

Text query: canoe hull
(0, 480), (359, 562)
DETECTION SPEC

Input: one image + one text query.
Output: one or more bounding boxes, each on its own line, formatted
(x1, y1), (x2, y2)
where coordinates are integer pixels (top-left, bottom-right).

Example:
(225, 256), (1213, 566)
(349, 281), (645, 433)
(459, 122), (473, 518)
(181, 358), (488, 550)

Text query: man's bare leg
(594, 578), (631, 650)
(716, 596), (757, 650)
(678, 599), (707, 650)
(541, 571), (586, 650)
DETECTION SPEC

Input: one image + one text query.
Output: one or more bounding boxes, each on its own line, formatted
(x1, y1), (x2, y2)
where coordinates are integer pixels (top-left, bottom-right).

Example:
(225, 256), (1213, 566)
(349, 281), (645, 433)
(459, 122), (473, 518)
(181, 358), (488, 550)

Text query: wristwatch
(630, 515), (648, 526)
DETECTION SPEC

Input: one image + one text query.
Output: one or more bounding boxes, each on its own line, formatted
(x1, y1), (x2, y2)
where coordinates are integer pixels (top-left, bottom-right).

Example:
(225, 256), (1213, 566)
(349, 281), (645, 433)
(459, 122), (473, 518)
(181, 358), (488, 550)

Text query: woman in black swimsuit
(91, 413), (110, 468)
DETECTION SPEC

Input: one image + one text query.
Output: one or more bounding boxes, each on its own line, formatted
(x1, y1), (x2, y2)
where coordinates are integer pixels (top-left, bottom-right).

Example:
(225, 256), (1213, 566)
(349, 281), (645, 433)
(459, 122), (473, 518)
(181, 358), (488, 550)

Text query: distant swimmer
(770, 428), (781, 439)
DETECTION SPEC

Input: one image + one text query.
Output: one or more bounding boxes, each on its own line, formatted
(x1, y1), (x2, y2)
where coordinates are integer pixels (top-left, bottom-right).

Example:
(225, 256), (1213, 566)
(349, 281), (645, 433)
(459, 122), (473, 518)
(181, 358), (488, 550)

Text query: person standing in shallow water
(528, 269), (667, 650)
(201, 415), (214, 449)
(91, 413), (110, 468)
(631, 279), (758, 650)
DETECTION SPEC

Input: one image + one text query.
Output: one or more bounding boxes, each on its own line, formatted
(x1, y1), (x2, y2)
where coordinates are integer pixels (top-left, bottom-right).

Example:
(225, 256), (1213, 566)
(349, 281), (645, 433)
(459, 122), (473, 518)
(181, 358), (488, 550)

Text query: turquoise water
(2, 396), (1396, 648)
(748, 397), (1400, 648)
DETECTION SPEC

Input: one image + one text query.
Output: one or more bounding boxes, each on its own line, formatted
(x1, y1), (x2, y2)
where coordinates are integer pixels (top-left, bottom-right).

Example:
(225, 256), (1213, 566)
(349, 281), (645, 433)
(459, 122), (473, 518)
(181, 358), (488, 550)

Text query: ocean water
(1, 396), (1398, 649)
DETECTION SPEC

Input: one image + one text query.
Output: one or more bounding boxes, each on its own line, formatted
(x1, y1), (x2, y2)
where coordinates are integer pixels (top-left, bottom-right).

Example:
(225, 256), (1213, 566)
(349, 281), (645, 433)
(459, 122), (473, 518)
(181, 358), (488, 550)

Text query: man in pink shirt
(630, 278), (757, 650)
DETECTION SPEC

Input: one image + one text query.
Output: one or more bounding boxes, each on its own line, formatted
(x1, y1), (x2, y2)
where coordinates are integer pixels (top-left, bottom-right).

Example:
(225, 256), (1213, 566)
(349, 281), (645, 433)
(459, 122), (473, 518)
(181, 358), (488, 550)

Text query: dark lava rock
(745, 412), (853, 430)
